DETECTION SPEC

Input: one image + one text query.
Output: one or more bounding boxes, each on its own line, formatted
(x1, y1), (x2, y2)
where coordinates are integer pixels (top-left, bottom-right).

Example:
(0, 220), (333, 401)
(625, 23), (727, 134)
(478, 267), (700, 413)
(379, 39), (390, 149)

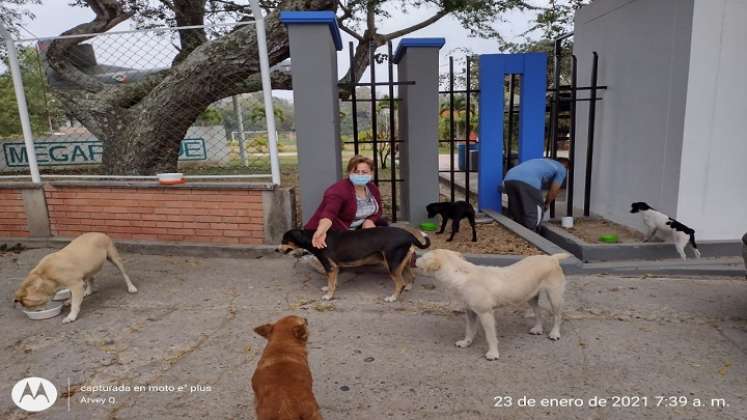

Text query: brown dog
(252, 315), (322, 420)
(14, 232), (136, 323)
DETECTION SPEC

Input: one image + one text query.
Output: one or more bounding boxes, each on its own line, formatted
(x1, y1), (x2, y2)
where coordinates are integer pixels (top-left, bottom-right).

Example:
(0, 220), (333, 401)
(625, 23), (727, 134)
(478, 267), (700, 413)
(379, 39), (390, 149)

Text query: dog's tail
(392, 223), (431, 249)
(551, 253), (572, 261)
(410, 230), (431, 249)
(395, 224), (431, 249)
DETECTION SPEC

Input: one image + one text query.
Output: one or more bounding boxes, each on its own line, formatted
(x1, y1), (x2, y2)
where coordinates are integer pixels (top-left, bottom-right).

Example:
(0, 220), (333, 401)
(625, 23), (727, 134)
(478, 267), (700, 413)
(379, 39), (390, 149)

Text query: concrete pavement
(1, 248), (746, 420)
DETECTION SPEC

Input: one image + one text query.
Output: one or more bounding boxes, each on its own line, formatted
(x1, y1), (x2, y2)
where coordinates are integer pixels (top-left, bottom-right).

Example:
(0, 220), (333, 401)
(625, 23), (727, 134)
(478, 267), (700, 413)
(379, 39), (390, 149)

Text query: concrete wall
(397, 46), (442, 224)
(676, 0), (747, 240)
(286, 24), (342, 222)
(573, 0), (694, 230)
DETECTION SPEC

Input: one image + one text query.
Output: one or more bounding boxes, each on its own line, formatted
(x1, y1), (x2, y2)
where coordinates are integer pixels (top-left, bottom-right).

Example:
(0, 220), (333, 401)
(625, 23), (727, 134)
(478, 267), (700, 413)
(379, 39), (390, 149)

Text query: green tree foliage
(0, 0), (42, 59)
(438, 93), (477, 143)
(218, 94), (294, 135)
(194, 107), (223, 126)
(248, 102), (286, 126)
(0, 46), (65, 137)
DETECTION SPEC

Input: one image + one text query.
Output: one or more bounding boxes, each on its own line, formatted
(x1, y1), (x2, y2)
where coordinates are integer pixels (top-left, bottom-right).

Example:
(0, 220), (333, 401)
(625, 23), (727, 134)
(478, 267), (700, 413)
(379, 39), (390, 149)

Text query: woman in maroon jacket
(305, 155), (387, 248)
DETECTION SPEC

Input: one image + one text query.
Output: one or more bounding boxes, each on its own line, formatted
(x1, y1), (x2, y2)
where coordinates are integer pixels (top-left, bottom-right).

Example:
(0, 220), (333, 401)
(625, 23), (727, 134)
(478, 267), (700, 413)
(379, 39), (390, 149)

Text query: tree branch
(339, 23), (364, 41)
(337, 0), (352, 21)
(157, 0), (175, 10)
(134, 0), (333, 113)
(103, 69), (171, 108)
(46, 0), (132, 93)
(211, 0), (250, 13)
(233, 69), (293, 93)
(383, 9), (448, 40)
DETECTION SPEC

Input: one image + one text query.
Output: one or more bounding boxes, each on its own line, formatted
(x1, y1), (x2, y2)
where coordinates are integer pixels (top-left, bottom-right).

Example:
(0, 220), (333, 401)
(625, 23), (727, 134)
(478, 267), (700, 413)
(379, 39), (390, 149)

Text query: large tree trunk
(44, 0), (333, 175)
(172, 0), (208, 65)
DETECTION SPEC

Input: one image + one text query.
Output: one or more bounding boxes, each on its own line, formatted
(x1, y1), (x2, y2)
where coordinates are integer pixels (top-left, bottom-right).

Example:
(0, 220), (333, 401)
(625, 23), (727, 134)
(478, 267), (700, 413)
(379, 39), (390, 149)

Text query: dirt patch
(552, 217), (643, 244)
(424, 221), (541, 255)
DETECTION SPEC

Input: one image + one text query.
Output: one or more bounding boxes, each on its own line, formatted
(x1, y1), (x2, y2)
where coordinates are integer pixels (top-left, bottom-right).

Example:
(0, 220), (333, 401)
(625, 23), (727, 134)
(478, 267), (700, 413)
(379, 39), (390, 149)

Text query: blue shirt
(504, 158), (566, 190)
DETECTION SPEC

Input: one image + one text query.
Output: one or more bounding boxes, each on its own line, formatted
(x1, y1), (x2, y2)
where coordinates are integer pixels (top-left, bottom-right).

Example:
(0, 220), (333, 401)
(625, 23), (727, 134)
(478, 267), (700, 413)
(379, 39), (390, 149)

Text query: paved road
(1, 248), (746, 419)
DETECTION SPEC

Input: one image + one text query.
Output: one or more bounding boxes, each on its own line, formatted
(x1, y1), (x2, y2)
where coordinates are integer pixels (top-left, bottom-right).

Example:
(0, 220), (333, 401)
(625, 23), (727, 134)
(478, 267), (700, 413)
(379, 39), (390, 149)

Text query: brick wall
(44, 185), (264, 245)
(0, 189), (30, 238)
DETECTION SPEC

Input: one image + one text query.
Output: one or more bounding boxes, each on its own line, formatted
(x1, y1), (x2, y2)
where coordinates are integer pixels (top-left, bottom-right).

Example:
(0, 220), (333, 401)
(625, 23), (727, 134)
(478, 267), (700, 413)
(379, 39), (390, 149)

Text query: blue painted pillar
(478, 53), (547, 212)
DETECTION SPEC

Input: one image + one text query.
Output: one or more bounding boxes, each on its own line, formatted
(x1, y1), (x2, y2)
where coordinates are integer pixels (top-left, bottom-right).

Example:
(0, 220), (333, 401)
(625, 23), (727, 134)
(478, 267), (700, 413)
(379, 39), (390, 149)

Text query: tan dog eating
(416, 249), (569, 360)
(14, 232), (137, 323)
(252, 315), (322, 420)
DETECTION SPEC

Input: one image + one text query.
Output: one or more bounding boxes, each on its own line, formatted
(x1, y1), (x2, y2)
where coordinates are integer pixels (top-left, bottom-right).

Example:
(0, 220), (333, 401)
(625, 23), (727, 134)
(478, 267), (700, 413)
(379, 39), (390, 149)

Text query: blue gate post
(478, 53), (547, 212)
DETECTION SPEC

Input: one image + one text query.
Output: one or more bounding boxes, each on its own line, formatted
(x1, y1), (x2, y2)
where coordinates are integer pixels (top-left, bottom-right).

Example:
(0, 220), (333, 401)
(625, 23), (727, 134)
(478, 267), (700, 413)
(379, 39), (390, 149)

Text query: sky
(12, 1), (545, 100)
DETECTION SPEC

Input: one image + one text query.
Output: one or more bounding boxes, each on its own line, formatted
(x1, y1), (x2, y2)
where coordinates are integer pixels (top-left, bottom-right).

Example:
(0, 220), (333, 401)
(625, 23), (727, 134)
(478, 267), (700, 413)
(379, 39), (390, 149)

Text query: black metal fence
(438, 36), (606, 218)
(438, 56), (477, 206)
(547, 37), (607, 218)
(339, 41), (414, 223)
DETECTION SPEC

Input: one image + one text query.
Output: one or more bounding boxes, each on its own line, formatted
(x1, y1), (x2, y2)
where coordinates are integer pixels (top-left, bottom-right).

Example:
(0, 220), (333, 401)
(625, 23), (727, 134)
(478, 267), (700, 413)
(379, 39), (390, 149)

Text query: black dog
(426, 201), (477, 242)
(277, 227), (430, 302)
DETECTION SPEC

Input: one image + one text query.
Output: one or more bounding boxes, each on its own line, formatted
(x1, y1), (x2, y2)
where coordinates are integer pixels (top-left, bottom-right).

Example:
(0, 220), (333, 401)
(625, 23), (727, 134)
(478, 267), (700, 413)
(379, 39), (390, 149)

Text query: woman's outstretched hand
(312, 229), (327, 248)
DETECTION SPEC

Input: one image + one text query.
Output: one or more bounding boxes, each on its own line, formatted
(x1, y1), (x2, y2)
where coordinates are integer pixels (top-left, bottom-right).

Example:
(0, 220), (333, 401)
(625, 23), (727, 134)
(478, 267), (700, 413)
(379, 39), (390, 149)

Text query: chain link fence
(0, 23), (289, 179)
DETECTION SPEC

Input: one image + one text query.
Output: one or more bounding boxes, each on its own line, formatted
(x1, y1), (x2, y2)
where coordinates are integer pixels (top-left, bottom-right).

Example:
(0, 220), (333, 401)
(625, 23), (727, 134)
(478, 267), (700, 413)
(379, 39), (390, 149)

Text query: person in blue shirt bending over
(503, 158), (567, 231)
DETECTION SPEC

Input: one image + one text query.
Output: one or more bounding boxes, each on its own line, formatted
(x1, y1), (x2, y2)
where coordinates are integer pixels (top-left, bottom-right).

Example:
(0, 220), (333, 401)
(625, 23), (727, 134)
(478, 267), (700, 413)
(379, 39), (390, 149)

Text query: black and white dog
(630, 202), (701, 260)
(426, 201), (477, 242)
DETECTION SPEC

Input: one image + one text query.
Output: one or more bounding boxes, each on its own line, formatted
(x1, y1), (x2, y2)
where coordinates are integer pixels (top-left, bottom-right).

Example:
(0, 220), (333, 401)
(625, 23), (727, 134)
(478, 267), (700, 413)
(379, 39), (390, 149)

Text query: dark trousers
(503, 180), (544, 231)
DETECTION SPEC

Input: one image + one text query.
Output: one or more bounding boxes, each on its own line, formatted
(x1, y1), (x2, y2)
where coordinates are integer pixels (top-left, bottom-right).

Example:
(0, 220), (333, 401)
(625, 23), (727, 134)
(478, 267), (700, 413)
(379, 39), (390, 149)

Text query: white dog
(630, 202), (701, 260)
(416, 249), (569, 360)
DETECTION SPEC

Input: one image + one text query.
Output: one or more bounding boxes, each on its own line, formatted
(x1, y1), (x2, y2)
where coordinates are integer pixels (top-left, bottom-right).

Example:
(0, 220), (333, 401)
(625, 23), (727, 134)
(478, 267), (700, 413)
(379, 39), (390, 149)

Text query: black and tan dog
(277, 227), (430, 302)
(426, 201), (478, 242)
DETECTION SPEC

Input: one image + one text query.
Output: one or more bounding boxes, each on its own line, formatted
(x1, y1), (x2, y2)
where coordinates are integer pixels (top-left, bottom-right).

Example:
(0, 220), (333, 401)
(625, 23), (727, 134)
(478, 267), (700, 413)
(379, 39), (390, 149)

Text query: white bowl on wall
(157, 173), (185, 185)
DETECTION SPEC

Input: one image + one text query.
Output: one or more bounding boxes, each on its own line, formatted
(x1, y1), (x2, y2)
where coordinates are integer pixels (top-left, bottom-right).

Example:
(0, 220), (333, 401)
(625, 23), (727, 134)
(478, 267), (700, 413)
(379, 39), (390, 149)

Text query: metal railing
(338, 40), (412, 222)
(437, 42), (607, 217)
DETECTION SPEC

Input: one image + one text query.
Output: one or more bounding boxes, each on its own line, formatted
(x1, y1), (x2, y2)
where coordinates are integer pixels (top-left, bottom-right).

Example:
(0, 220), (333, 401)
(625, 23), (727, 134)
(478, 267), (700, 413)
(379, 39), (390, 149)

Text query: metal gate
(338, 41), (414, 222)
(438, 35), (606, 217)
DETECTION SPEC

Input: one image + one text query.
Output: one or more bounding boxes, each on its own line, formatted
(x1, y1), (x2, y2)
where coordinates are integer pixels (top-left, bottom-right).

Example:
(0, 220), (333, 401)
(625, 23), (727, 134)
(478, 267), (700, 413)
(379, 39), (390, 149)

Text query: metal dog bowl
(22, 301), (64, 320)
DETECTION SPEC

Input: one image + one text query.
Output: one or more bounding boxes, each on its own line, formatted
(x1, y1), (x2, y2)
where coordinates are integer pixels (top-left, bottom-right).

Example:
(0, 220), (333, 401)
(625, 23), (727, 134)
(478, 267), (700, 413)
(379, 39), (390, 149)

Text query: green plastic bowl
(598, 234), (619, 244)
(420, 222), (438, 232)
